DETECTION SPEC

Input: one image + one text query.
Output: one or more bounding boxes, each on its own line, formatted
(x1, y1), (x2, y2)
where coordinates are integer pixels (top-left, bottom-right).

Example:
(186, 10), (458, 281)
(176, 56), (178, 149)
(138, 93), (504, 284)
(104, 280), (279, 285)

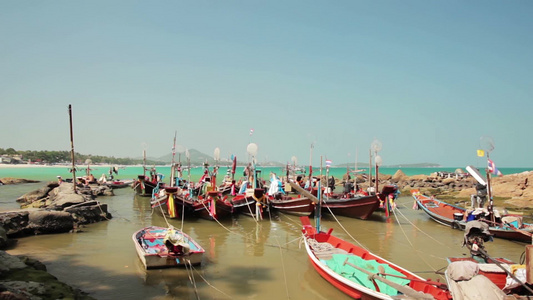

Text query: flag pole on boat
(142, 149), (146, 178)
(213, 147), (220, 189)
(247, 142), (260, 220)
(315, 156), (323, 232)
(309, 142), (314, 189)
(170, 130), (177, 187)
(479, 136), (495, 223)
(68, 104), (77, 193)
(186, 149), (192, 199)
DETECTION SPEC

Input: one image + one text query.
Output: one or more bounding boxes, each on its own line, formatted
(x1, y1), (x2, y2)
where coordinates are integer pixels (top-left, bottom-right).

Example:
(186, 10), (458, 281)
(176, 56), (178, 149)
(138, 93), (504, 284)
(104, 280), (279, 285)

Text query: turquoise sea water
(1, 165), (531, 183)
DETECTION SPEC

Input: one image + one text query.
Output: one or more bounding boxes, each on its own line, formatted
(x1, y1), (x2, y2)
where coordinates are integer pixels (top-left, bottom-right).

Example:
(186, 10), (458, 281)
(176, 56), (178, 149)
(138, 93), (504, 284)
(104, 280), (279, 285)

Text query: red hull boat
(322, 194), (380, 220)
(269, 194), (315, 216)
(300, 216), (451, 299)
(412, 189), (533, 243)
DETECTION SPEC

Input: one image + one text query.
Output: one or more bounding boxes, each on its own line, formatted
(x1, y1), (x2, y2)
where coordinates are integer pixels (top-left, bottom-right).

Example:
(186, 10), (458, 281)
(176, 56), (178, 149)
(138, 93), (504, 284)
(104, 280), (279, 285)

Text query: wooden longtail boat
(132, 226), (205, 269)
(132, 175), (160, 197)
(444, 221), (533, 298)
(446, 257), (514, 290)
(322, 194), (381, 220)
(103, 179), (134, 189)
(300, 216), (451, 300)
(411, 189), (533, 243)
(231, 188), (270, 219)
(269, 193), (315, 216)
(190, 191), (234, 220)
(287, 179), (379, 220)
(152, 186), (233, 221)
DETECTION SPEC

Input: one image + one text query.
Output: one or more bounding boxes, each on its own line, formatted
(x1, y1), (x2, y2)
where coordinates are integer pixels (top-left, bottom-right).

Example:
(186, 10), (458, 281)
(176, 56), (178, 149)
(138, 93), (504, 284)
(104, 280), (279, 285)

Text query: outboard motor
(463, 221), (493, 262)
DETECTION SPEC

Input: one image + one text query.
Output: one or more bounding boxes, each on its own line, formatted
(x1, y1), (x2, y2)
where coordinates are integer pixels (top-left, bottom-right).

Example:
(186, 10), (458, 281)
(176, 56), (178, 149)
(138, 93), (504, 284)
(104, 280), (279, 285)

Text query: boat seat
(308, 239), (348, 260)
(144, 239), (164, 247)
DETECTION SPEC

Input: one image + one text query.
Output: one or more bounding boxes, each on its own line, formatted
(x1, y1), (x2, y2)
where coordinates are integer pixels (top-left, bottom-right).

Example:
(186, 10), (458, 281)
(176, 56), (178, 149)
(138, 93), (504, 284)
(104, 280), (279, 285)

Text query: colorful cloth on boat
(326, 254), (410, 296)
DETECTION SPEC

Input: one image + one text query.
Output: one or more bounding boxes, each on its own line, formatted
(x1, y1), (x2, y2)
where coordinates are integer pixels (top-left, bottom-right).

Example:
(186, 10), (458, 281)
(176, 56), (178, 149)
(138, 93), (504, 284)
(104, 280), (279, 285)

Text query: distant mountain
(140, 151), (439, 168)
(155, 149), (217, 165)
(144, 149), (285, 167)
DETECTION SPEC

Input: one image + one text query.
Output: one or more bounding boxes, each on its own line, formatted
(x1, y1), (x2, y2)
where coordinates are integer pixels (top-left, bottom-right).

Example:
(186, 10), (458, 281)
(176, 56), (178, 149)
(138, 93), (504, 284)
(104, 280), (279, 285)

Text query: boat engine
(463, 221), (493, 262)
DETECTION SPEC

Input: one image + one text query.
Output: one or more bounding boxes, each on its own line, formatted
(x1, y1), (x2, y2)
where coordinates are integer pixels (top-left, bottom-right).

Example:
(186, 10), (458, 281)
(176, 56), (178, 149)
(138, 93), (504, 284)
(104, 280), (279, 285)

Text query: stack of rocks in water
(386, 169), (478, 193)
(0, 182), (110, 299)
(0, 250), (95, 299)
(0, 182), (113, 240)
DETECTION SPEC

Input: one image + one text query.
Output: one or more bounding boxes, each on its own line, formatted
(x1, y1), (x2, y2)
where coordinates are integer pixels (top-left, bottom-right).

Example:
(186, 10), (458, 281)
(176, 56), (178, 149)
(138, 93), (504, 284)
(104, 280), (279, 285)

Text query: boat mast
(142, 150), (146, 177)
(309, 143), (314, 190)
(170, 131), (177, 187)
(368, 149), (372, 192)
(315, 156), (322, 231)
(68, 104), (77, 193)
(486, 152), (494, 222)
(213, 147), (220, 189)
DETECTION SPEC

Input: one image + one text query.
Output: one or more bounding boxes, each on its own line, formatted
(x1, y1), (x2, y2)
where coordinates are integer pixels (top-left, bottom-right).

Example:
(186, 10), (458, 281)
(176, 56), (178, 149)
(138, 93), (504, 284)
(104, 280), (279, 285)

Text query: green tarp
(325, 254), (411, 296)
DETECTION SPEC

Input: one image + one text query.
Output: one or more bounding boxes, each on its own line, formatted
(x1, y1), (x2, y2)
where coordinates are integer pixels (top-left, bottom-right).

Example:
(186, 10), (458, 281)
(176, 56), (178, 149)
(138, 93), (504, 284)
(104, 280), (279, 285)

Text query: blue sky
(1, 1), (532, 167)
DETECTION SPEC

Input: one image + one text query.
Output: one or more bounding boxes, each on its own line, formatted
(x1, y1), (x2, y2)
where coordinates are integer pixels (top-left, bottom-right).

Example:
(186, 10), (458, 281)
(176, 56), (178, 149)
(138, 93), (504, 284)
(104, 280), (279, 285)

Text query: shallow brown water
(2, 185), (529, 300)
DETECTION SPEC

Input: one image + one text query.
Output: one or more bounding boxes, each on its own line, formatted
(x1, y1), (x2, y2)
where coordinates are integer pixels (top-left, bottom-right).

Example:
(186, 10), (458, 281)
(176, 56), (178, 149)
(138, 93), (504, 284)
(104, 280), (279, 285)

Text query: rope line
(321, 199), (368, 250)
(184, 259), (200, 300)
(190, 264), (233, 299)
(390, 205), (448, 278)
(275, 236), (290, 299)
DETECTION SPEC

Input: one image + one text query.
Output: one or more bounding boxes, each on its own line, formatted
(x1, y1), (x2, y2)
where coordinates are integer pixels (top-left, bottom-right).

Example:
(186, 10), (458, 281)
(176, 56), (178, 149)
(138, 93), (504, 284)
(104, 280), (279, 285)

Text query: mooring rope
(275, 236), (290, 299)
(184, 259), (200, 300)
(392, 204), (454, 250)
(190, 264), (233, 299)
(391, 206), (448, 276)
(321, 200), (368, 250)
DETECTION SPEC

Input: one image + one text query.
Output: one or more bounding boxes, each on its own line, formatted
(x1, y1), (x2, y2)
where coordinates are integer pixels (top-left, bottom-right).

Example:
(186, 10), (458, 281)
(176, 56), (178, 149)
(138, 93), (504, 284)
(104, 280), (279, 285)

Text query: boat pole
(170, 131), (177, 187)
(368, 149), (372, 192)
(315, 156), (322, 232)
(309, 143), (313, 188)
(142, 150), (146, 177)
(480, 248), (533, 294)
(68, 105), (77, 193)
(375, 153), (379, 194)
(486, 152), (494, 223)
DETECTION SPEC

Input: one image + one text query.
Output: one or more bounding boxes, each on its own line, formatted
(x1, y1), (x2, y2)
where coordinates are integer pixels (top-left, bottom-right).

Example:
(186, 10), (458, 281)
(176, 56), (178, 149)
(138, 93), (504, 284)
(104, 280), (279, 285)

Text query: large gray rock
(0, 211), (31, 237)
(16, 182), (58, 204)
(64, 201), (112, 224)
(0, 251), (96, 299)
(49, 185), (86, 209)
(391, 170), (408, 183)
(0, 226), (7, 249)
(28, 211), (74, 234)
(0, 250), (27, 271)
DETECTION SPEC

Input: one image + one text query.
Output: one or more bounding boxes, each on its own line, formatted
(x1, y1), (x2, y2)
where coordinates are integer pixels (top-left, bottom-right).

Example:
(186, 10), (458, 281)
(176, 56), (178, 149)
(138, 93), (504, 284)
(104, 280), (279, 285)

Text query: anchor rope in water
(184, 259), (200, 300)
(393, 203), (454, 250)
(274, 236), (290, 299)
(198, 197), (302, 251)
(390, 206), (440, 274)
(321, 199), (369, 251)
(189, 264), (233, 299)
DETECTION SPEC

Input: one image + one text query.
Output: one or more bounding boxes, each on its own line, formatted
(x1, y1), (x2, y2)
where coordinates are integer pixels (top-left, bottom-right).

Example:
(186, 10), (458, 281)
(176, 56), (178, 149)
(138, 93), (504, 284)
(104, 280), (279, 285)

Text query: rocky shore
(0, 251), (95, 299)
(329, 169), (533, 211)
(0, 181), (113, 299)
(389, 169), (532, 206)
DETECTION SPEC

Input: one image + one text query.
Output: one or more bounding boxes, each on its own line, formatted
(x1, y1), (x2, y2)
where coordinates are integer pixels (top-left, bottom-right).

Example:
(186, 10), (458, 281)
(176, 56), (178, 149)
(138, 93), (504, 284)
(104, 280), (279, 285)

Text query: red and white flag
(487, 159), (503, 176)
(249, 128), (254, 136)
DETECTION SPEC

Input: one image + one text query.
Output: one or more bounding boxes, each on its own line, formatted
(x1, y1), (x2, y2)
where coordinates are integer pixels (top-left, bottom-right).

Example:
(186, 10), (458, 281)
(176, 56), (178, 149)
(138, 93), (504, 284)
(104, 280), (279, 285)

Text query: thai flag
(326, 160), (332, 167)
(487, 159), (503, 176)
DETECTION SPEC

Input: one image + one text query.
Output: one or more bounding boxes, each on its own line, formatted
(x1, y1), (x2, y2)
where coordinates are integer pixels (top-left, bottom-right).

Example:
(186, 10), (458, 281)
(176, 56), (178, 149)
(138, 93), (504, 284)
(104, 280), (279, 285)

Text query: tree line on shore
(0, 148), (165, 166)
